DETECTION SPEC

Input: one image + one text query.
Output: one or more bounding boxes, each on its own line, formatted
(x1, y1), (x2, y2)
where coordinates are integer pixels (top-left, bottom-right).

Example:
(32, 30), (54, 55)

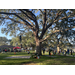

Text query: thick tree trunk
(57, 46), (60, 53)
(35, 38), (42, 56)
(36, 43), (42, 55)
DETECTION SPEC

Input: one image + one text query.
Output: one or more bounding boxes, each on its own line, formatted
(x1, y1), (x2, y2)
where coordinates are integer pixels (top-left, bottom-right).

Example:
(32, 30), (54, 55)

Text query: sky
(0, 26), (14, 40)
(0, 10), (40, 40)
(0, 9), (73, 40)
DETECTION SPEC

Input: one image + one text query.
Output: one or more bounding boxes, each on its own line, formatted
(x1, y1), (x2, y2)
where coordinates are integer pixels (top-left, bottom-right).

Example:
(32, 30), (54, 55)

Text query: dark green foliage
(0, 9), (75, 55)
(0, 37), (10, 46)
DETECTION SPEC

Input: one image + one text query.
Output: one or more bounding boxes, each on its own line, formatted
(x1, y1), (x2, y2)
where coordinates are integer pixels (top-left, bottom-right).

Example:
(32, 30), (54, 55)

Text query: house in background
(0, 45), (15, 52)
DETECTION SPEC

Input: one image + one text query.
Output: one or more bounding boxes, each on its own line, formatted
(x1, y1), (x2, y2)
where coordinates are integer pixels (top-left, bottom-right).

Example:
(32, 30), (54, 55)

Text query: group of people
(54, 49), (73, 56)
(23, 47), (74, 56)
(2, 49), (10, 52)
(61, 49), (73, 55)
(42, 48), (73, 56)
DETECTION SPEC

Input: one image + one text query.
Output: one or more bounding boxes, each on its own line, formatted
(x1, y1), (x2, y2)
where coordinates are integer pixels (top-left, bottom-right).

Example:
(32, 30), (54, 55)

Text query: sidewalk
(66, 55), (75, 57)
(43, 55), (75, 57)
(5, 56), (31, 59)
(43, 55), (57, 57)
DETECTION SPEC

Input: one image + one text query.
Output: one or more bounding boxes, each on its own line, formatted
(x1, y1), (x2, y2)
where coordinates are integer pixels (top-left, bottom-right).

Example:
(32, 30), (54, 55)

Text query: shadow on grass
(27, 56), (56, 65)
(41, 55), (75, 65)
(0, 52), (31, 65)
(1, 52), (75, 65)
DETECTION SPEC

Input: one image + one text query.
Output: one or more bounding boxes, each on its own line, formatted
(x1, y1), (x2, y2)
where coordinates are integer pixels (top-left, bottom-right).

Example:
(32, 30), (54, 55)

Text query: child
(27, 50), (30, 54)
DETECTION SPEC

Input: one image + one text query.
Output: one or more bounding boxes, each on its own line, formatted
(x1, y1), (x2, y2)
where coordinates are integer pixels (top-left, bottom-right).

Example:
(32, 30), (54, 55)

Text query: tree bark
(57, 39), (60, 54)
(35, 37), (42, 56)
(57, 46), (60, 53)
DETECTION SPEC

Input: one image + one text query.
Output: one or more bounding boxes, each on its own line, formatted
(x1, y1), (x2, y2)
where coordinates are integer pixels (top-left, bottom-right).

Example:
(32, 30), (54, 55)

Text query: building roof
(0, 45), (15, 48)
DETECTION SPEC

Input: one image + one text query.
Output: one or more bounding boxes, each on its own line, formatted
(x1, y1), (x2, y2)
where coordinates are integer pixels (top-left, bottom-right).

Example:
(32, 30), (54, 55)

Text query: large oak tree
(0, 9), (75, 55)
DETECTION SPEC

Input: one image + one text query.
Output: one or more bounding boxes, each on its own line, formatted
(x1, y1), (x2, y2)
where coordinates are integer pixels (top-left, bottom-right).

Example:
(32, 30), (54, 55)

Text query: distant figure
(5, 49), (7, 52)
(27, 50), (30, 54)
(49, 49), (52, 56)
(67, 49), (69, 55)
(24, 49), (25, 52)
(71, 49), (72, 55)
(43, 48), (45, 55)
(62, 51), (64, 55)
(64, 50), (66, 56)
(26, 47), (27, 52)
(53, 50), (56, 55)
(14, 49), (16, 52)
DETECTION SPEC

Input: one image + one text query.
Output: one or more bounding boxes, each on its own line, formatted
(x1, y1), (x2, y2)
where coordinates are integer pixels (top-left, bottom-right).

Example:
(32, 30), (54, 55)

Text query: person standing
(27, 50), (30, 54)
(43, 48), (45, 55)
(14, 48), (16, 54)
(71, 49), (72, 55)
(26, 47), (27, 52)
(5, 49), (7, 52)
(62, 50), (64, 55)
(67, 49), (69, 55)
(49, 49), (52, 56)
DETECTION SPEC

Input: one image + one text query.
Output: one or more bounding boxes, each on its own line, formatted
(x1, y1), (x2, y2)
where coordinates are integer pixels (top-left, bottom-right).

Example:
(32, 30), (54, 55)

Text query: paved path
(44, 55), (75, 57)
(66, 55), (75, 57)
(43, 55), (57, 57)
(5, 55), (75, 59)
(5, 56), (31, 59)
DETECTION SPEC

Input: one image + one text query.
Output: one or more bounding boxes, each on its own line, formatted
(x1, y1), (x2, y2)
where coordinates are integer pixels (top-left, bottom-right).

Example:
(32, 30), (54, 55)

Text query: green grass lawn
(0, 51), (75, 65)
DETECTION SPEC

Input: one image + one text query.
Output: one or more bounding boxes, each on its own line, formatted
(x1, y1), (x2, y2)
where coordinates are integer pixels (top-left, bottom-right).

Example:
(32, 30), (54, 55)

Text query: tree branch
(54, 15), (75, 23)
(0, 11), (37, 31)
(40, 9), (47, 39)
(46, 10), (63, 30)
(22, 9), (39, 35)
(0, 10), (39, 37)
(23, 9), (36, 19)
(19, 9), (35, 21)
(40, 26), (75, 42)
(0, 12), (21, 15)
(47, 10), (66, 30)
(0, 16), (35, 31)
(43, 9), (46, 28)
(39, 9), (43, 15)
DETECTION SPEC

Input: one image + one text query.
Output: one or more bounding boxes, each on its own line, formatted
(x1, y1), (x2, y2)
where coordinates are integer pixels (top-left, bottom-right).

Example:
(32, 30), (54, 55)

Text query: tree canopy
(0, 37), (10, 46)
(0, 9), (75, 55)
(10, 31), (36, 49)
